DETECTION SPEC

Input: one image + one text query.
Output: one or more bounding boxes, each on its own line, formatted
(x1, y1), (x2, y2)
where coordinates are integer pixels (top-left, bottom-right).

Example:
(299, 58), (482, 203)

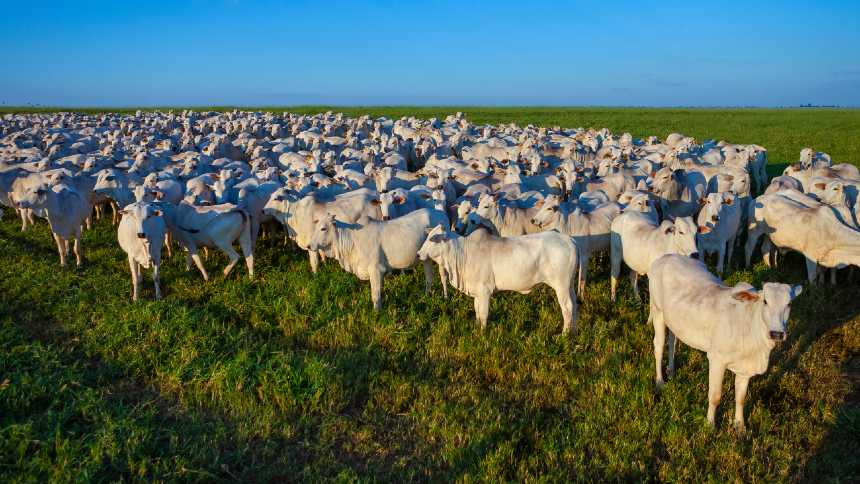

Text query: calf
(649, 254), (802, 431)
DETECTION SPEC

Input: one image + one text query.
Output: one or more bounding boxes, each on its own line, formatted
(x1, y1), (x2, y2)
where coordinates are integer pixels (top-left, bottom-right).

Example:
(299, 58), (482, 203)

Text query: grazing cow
(745, 189), (860, 282)
(308, 208), (449, 309)
(696, 192), (741, 275)
(160, 201), (254, 280)
(15, 182), (91, 266)
(118, 201), (166, 301)
(648, 254), (802, 431)
(417, 225), (580, 333)
(610, 213), (699, 301)
(530, 194), (621, 293)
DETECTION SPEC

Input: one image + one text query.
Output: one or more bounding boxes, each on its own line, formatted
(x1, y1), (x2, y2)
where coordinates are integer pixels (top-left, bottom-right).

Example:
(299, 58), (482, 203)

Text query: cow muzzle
(769, 331), (786, 342)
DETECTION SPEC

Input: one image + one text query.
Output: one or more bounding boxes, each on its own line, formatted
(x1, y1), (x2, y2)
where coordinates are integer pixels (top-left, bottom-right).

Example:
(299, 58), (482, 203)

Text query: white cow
(610, 213), (700, 301)
(696, 192), (741, 275)
(15, 182), (91, 266)
(308, 208), (449, 309)
(417, 225), (580, 333)
(745, 189), (860, 282)
(118, 201), (166, 301)
(263, 187), (381, 272)
(649, 254), (802, 431)
(160, 201), (254, 281)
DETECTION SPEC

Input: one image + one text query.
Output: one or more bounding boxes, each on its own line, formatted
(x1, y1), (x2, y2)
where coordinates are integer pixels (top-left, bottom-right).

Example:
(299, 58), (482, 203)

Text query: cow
(648, 254), (802, 431)
(118, 201), (166, 301)
(417, 225), (580, 333)
(15, 182), (91, 267)
(610, 213), (700, 301)
(159, 201), (254, 281)
(307, 208), (449, 309)
(696, 192), (741, 275)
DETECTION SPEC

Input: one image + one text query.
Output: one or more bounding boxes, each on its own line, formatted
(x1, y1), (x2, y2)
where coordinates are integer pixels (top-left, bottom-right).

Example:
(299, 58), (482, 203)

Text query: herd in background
(1, 110), (858, 431)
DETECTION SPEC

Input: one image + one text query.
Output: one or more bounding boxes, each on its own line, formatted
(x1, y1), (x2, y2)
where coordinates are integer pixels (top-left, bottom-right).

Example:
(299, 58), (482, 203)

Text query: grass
(1, 108), (859, 481)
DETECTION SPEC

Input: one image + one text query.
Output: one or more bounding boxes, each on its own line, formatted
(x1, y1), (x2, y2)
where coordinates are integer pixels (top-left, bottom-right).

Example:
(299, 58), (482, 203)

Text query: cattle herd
(1, 110), (859, 431)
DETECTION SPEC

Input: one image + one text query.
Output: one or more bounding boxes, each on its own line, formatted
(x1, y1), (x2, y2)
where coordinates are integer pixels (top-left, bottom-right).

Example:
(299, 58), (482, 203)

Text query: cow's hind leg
(238, 221), (254, 278)
(188, 246), (209, 281)
(370, 269), (384, 311)
(73, 229), (83, 267)
(666, 330), (678, 378)
(218, 242), (241, 277)
(630, 271), (640, 301)
(652, 306), (666, 387)
(554, 283), (578, 335)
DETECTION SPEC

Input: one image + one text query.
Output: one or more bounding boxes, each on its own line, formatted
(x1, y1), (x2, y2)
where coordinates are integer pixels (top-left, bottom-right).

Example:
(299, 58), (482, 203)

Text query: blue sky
(1, 0), (858, 106)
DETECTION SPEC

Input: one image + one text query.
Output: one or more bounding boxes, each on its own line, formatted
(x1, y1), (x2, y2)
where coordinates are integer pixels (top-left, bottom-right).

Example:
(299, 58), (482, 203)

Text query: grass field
(1, 108), (859, 481)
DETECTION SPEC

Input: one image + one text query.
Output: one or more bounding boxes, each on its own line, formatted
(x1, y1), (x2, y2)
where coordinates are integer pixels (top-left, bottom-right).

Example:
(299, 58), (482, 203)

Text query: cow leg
(189, 249), (209, 281)
(726, 236), (736, 270)
(309, 250), (319, 273)
(804, 257), (818, 284)
(72, 232), (82, 267)
(578, 252), (589, 296)
(20, 208), (29, 231)
(555, 284), (578, 335)
(630, 271), (640, 301)
(734, 373), (751, 432)
(421, 259), (434, 293)
(164, 232), (173, 258)
(184, 250), (192, 271)
(474, 292), (491, 330)
(666, 330), (678, 379)
(238, 219), (254, 278)
(152, 263), (161, 300)
(706, 357), (727, 427)
(437, 264), (448, 297)
(830, 267), (837, 285)
(652, 308), (666, 387)
(716, 245), (725, 275)
(370, 269), (383, 311)
(610, 246), (622, 302)
(129, 257), (140, 302)
(53, 233), (67, 267)
(744, 225), (764, 267)
(218, 243), (241, 277)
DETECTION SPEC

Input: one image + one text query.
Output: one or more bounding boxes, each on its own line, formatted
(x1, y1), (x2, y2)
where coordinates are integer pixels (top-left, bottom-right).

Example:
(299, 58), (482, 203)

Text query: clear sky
(1, 0), (858, 107)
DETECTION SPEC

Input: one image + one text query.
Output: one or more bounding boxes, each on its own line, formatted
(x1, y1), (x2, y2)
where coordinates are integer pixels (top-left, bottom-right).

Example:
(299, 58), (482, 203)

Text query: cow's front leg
(474, 291), (491, 330)
(734, 373), (750, 432)
(189, 247), (209, 281)
(421, 259), (434, 293)
(73, 230), (83, 267)
(53, 233), (67, 267)
(129, 257), (140, 302)
(706, 357), (727, 427)
(308, 250), (319, 273)
(369, 269), (384, 311)
(152, 263), (161, 300)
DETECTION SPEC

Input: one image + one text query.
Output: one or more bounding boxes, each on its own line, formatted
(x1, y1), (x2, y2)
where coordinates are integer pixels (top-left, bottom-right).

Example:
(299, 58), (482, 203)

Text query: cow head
(15, 183), (50, 209)
(530, 194), (562, 229)
(417, 224), (449, 262)
(308, 213), (337, 252)
(663, 216), (699, 259)
(120, 201), (164, 242)
(732, 283), (803, 343)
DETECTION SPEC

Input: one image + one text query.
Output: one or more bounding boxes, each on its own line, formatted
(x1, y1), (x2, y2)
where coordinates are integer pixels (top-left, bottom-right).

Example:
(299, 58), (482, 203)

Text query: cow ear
(791, 285), (803, 299)
(419, 193), (431, 200)
(814, 182), (826, 190)
(724, 194), (734, 205)
(371, 199), (381, 205)
(664, 225), (675, 234)
(541, 160), (549, 168)
(732, 290), (760, 302)
(153, 209), (162, 217)
(697, 225), (711, 234)
(394, 195), (405, 204)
